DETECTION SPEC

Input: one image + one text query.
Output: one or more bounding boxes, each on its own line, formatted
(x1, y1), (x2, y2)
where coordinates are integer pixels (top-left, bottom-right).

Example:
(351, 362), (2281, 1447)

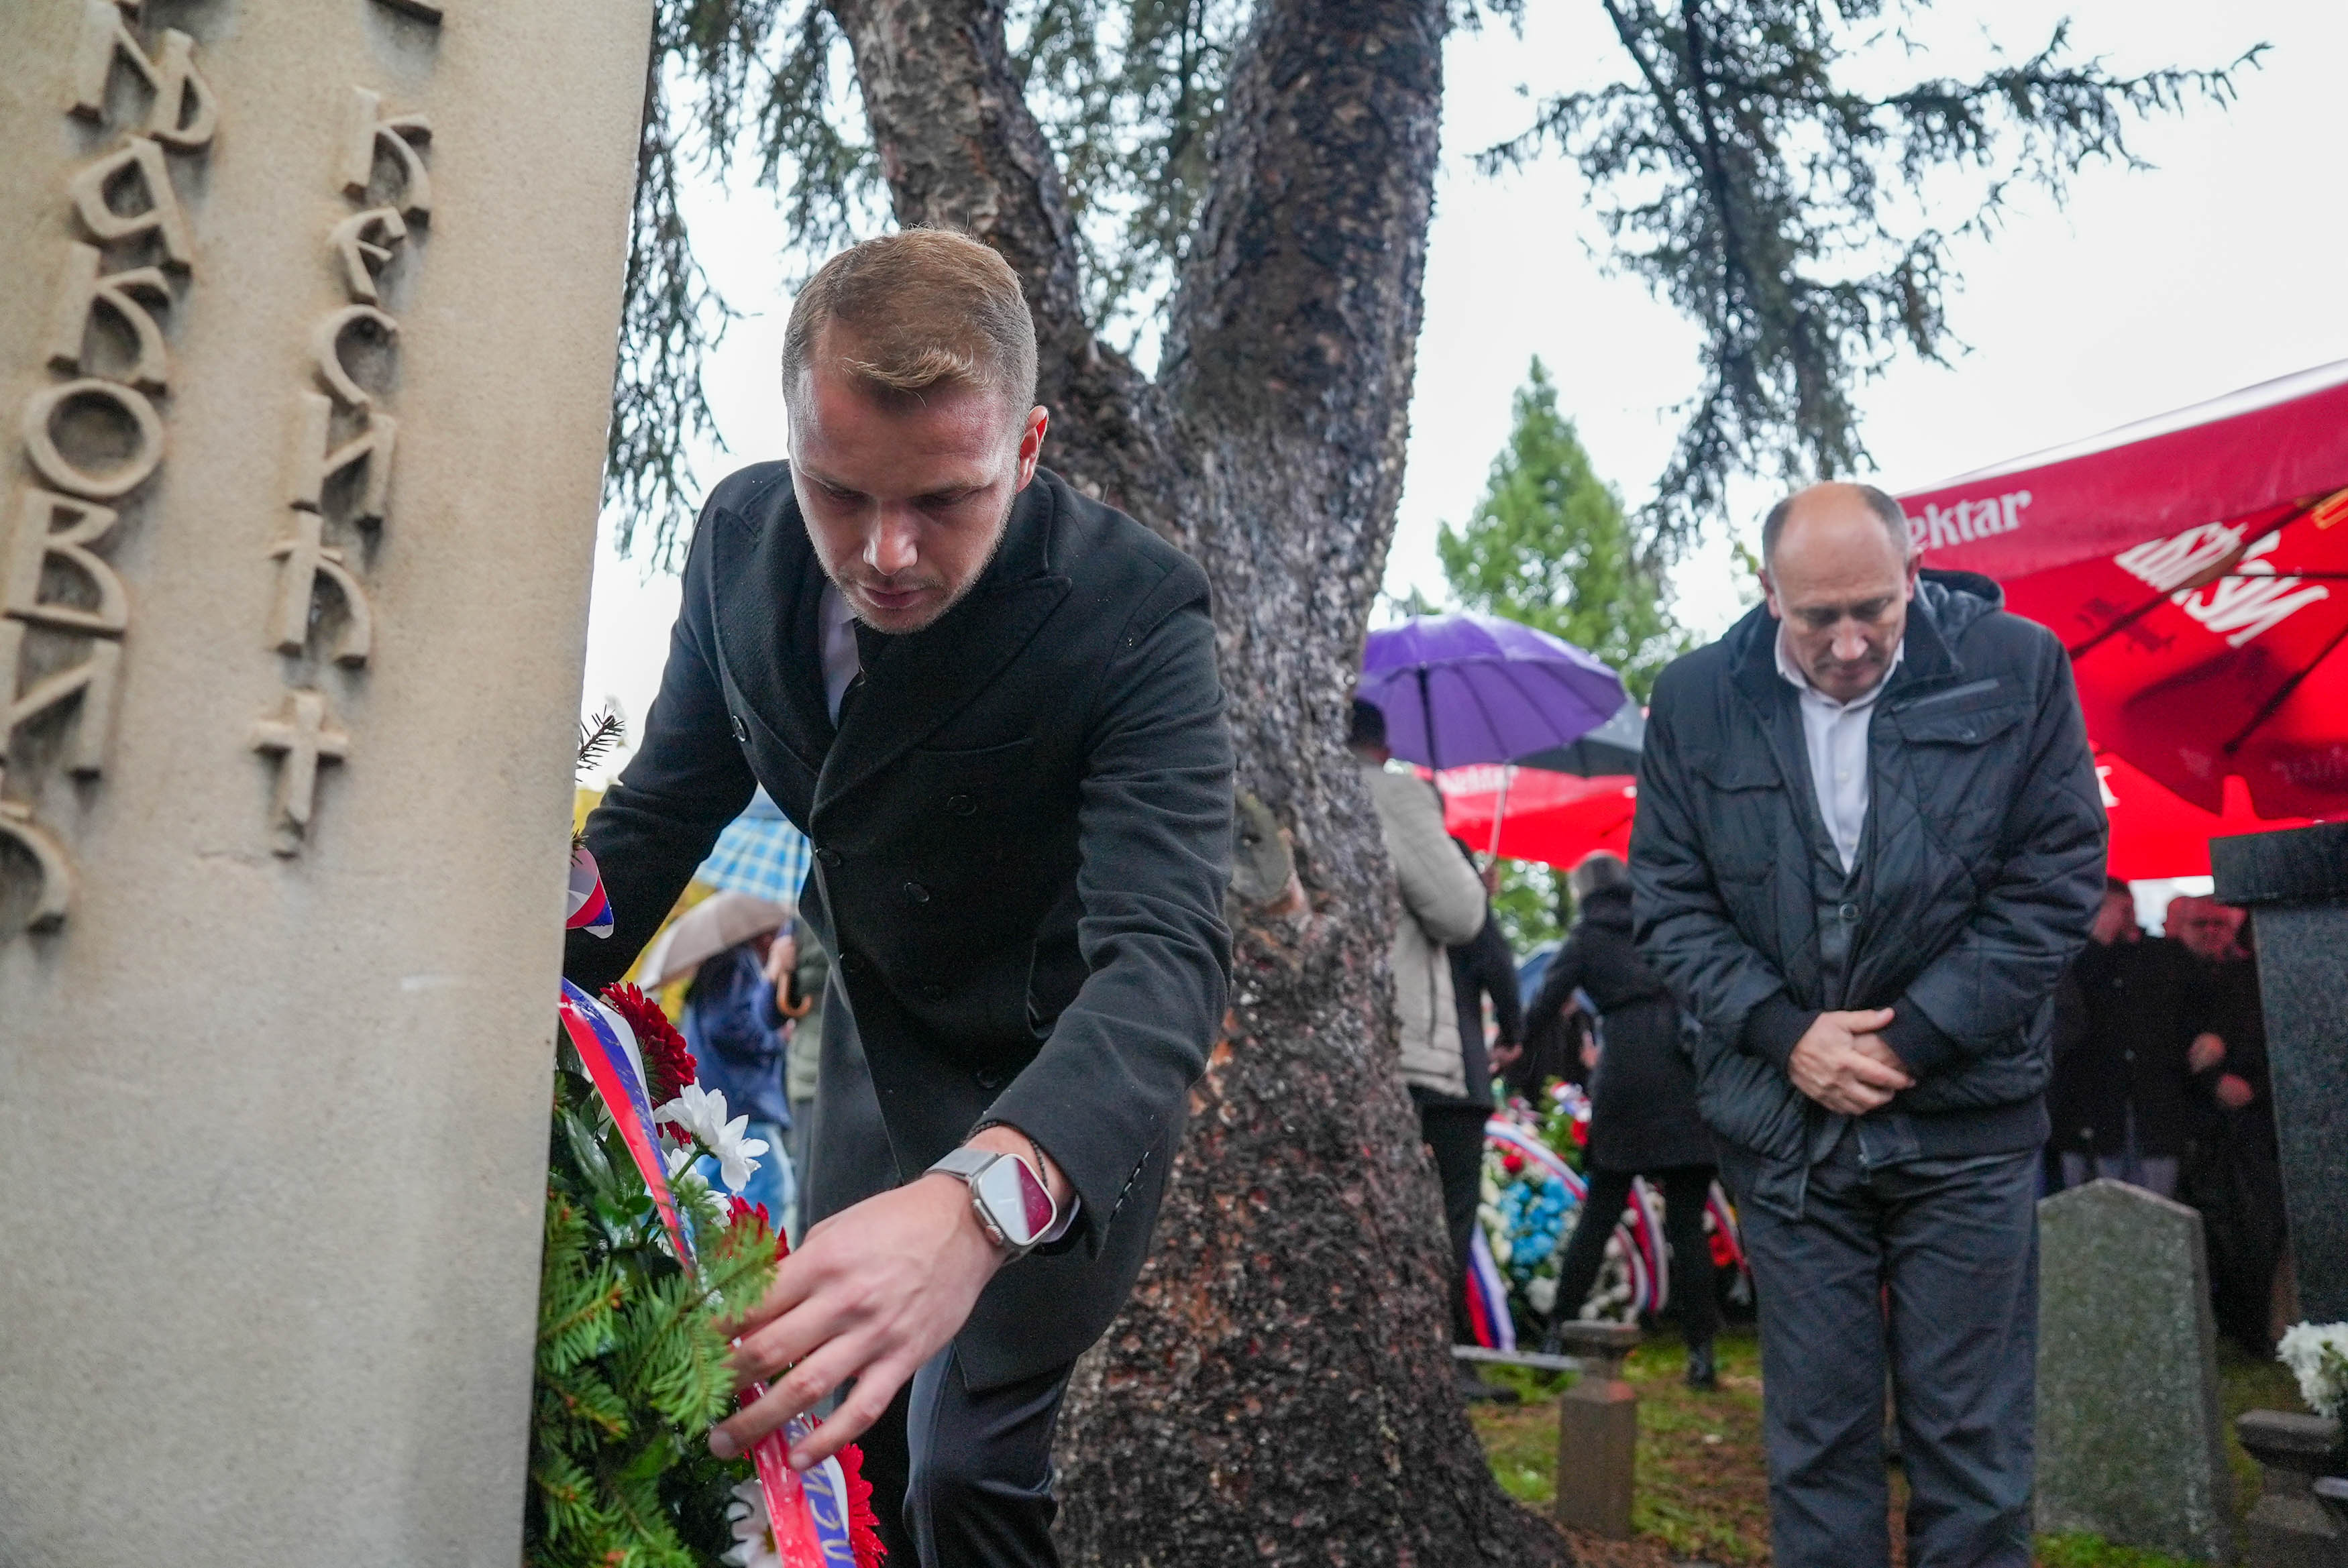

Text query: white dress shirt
(1775, 628), (1904, 874)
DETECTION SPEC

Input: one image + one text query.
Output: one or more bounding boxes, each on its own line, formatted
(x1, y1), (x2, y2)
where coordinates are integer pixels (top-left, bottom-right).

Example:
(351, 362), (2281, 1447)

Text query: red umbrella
(2096, 750), (2311, 879)
(1424, 764), (1639, 870)
(1902, 361), (2348, 820)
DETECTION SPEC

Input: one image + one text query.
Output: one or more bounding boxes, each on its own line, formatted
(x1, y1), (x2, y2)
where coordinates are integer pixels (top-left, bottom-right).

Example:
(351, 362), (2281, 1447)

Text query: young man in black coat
(1632, 483), (2105, 1568)
(566, 231), (1234, 1568)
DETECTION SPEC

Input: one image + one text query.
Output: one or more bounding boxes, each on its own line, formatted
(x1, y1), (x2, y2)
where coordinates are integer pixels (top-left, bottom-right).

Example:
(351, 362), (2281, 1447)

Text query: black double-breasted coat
(566, 462), (1235, 1388)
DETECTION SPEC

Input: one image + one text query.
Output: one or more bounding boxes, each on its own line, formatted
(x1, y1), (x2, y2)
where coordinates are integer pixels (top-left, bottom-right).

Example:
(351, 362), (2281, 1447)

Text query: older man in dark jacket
(1632, 482), (2105, 1568)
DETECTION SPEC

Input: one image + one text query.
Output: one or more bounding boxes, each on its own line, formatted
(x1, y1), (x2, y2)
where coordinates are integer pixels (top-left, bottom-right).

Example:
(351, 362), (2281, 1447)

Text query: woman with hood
(1525, 850), (1721, 1387)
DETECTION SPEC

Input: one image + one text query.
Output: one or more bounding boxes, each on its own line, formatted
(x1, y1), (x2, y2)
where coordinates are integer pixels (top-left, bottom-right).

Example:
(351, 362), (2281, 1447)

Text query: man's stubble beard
(823, 484), (1018, 636)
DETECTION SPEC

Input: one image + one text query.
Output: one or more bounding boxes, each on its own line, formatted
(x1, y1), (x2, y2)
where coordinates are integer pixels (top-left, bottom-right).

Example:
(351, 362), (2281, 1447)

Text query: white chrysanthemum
(655, 1084), (769, 1193)
(2278, 1321), (2348, 1420)
(721, 1478), (781, 1568)
(1527, 1276), (1558, 1314)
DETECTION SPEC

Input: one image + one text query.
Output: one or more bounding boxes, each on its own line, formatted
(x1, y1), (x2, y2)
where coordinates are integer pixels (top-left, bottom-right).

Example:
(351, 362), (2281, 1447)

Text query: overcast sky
(579, 0), (2347, 787)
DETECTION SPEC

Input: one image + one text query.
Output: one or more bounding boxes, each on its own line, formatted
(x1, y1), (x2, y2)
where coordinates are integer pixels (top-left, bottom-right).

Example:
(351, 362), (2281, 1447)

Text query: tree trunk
(827, 0), (1574, 1560)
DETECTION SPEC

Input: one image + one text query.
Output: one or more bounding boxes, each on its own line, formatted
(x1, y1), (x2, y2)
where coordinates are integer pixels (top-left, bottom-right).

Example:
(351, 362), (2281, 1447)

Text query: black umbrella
(1512, 697), (1643, 777)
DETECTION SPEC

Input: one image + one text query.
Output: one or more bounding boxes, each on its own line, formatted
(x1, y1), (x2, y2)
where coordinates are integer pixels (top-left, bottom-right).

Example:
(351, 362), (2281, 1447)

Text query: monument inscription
(1, 0), (218, 932)
(0, 1), (653, 1563)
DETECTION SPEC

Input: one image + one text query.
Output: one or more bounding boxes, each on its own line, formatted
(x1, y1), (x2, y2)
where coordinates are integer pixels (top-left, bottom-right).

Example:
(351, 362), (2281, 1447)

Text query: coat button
(1838, 902), (1859, 921)
(904, 881), (930, 903)
(947, 792), (976, 816)
(975, 1070), (1002, 1090)
(816, 847), (842, 868)
(731, 714), (749, 743)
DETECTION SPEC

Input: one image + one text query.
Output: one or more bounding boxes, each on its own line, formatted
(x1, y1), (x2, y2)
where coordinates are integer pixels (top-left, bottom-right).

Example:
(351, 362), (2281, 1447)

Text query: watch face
(972, 1156), (1055, 1248)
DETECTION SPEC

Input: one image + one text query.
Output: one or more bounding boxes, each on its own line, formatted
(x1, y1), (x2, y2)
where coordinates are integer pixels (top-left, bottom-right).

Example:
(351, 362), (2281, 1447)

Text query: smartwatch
(926, 1146), (1058, 1257)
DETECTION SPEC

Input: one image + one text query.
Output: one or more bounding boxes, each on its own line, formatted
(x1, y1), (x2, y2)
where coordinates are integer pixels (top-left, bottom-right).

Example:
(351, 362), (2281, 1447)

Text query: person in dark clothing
(2173, 899), (2286, 1355)
(2055, 889), (2206, 1199)
(566, 232), (1234, 1568)
(682, 936), (795, 1227)
(1632, 484), (2104, 1568)
(1526, 852), (1720, 1385)
(1450, 840), (1525, 1090)
(1434, 840), (1524, 1390)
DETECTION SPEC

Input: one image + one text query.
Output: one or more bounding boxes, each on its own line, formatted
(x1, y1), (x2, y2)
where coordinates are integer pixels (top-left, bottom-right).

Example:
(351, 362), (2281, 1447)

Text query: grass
(1469, 1325), (2312, 1566)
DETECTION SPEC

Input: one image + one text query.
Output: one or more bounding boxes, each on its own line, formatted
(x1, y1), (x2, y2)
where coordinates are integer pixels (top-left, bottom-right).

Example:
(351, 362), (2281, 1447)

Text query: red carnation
(1500, 1151), (1526, 1176)
(600, 983), (696, 1105)
(837, 1440), (888, 1567)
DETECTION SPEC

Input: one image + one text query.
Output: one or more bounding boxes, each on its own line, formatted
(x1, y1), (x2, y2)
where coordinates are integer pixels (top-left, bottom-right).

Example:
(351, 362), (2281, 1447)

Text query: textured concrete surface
(0, 2), (650, 1563)
(2036, 1179), (2233, 1563)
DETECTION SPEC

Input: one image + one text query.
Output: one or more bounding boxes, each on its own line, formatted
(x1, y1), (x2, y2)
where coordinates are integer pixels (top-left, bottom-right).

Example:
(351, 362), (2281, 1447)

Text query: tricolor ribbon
(745, 1404), (859, 1567)
(566, 846), (615, 936)
(557, 978), (693, 1267)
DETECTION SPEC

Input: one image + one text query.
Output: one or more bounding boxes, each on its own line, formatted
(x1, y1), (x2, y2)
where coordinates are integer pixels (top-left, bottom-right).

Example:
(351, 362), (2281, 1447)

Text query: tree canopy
(606, 0), (2260, 567)
(1439, 355), (1686, 699)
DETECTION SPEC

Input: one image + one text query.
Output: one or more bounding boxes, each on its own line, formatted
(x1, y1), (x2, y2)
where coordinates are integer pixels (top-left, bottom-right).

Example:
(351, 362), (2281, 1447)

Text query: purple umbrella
(1360, 613), (1627, 771)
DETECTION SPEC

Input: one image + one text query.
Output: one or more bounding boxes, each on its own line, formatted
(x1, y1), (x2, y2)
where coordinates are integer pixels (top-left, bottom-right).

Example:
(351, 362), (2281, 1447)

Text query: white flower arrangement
(2278, 1321), (2348, 1422)
(654, 1082), (769, 1194)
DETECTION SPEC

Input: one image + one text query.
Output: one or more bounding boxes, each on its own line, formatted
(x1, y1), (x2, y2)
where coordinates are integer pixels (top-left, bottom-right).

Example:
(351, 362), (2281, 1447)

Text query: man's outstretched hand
(712, 1172), (1002, 1471)
(1786, 1007), (1913, 1115)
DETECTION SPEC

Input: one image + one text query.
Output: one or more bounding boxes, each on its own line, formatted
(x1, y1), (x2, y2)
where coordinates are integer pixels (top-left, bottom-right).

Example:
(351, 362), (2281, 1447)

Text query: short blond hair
(782, 229), (1038, 414)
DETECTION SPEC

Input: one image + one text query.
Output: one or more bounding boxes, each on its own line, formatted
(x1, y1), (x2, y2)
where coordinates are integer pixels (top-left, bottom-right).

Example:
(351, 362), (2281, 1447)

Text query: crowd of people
(2051, 880), (2286, 1355)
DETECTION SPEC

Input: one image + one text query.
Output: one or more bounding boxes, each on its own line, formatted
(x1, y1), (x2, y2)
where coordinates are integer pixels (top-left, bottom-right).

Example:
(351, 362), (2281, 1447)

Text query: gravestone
(0, 3), (650, 1565)
(2212, 821), (2348, 1325)
(2037, 1179), (2234, 1563)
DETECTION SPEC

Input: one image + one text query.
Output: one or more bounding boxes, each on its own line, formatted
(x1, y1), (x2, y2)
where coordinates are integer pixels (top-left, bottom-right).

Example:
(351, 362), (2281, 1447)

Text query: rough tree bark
(825, 0), (1575, 1560)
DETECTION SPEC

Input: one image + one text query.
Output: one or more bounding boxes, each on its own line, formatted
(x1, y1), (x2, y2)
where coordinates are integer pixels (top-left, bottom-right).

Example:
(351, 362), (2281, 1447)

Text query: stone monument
(2212, 820), (2348, 1325)
(2037, 1179), (2234, 1563)
(0, 3), (651, 1563)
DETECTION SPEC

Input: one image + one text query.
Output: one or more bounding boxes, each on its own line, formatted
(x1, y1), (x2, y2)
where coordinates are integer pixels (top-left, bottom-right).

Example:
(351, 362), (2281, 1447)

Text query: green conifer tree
(1437, 357), (1685, 702)
(1438, 358), (1685, 952)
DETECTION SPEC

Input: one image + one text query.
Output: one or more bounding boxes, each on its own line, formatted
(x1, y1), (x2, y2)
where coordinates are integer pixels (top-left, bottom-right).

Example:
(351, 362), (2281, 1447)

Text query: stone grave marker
(2213, 820), (2348, 1325)
(2036, 1178), (2234, 1563)
(0, 2), (651, 1563)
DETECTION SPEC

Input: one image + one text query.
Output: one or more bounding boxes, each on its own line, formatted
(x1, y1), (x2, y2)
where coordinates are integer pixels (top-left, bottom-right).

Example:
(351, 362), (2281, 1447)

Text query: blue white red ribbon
(566, 846), (614, 936)
(557, 978), (692, 1267)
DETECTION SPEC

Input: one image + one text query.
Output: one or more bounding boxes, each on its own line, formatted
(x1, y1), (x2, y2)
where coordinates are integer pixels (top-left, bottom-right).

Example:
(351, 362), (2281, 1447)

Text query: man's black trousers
(1551, 1164), (1717, 1347)
(1729, 1129), (2039, 1568)
(852, 1341), (1074, 1568)
(1418, 1097), (1492, 1343)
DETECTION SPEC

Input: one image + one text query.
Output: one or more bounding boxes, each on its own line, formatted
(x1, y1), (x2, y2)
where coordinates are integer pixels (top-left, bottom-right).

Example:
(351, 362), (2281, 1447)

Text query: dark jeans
(849, 1341), (1073, 1568)
(1730, 1130), (2040, 1568)
(1552, 1163), (1718, 1347)
(1419, 1097), (1492, 1345)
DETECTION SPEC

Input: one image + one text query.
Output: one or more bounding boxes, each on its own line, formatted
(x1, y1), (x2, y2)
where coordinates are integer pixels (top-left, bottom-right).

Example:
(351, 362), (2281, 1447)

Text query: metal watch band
(925, 1146), (1051, 1256)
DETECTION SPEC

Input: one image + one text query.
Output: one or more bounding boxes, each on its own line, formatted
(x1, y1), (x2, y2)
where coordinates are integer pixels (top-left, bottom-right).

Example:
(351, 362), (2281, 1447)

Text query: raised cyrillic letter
(340, 89), (433, 221)
(311, 305), (398, 411)
(266, 510), (373, 665)
(0, 801), (75, 933)
(0, 622), (123, 778)
(21, 378), (165, 501)
(284, 392), (396, 524)
(65, 137), (197, 269)
(68, 0), (217, 151)
(44, 242), (173, 392)
(4, 488), (129, 637)
(329, 207), (408, 304)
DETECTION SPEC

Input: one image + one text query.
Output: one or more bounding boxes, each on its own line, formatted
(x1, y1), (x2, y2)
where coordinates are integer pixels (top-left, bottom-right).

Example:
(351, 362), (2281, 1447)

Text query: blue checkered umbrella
(693, 788), (810, 907)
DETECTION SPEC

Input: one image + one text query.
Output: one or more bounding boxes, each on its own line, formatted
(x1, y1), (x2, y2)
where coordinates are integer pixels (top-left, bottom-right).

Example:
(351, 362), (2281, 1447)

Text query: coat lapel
(813, 479), (1071, 816)
(706, 470), (836, 777)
